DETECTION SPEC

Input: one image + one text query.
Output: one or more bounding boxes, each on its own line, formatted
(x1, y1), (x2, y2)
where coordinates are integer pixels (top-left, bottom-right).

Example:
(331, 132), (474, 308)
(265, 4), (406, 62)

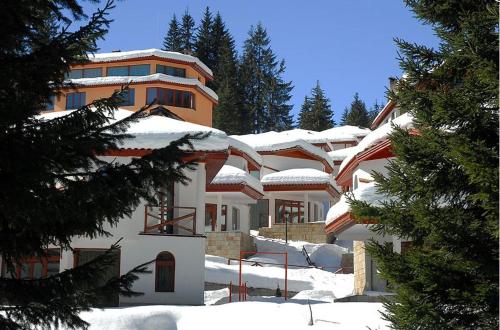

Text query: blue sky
(81, 1), (440, 124)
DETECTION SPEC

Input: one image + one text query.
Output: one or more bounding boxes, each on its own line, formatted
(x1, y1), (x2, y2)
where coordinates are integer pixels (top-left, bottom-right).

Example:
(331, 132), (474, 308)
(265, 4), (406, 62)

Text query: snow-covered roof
(231, 133), (334, 170)
(39, 109), (228, 152)
(325, 183), (392, 225)
(338, 113), (413, 172)
(66, 73), (218, 101)
(277, 129), (331, 144)
(87, 48), (213, 77)
(319, 125), (371, 142)
(210, 165), (263, 193)
(227, 136), (263, 166)
(261, 168), (332, 186)
(328, 146), (359, 162)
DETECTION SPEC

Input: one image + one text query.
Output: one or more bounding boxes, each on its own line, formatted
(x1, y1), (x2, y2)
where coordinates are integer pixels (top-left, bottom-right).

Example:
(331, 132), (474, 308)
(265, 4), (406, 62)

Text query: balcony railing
(143, 205), (197, 235)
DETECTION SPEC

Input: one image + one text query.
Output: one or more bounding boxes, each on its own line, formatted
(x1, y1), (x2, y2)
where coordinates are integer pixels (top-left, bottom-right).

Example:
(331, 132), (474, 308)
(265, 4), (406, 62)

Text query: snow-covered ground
(205, 235), (354, 299)
(64, 300), (389, 330)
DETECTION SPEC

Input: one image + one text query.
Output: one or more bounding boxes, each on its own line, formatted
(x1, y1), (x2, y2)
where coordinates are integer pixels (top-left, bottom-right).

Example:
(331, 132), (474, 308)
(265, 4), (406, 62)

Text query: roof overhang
(206, 183), (264, 200)
(259, 147), (334, 174)
(63, 79), (218, 105)
(324, 211), (376, 235)
(229, 147), (261, 171)
(336, 139), (393, 188)
(371, 100), (396, 129)
(263, 183), (339, 199)
(99, 149), (228, 185)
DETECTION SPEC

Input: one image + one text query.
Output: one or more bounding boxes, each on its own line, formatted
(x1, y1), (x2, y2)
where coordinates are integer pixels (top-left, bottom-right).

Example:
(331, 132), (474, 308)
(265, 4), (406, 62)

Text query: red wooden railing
(144, 205), (197, 235)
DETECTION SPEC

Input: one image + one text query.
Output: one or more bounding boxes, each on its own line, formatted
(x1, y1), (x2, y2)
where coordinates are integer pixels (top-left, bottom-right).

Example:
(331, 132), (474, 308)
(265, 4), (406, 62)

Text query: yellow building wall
(50, 57), (215, 126)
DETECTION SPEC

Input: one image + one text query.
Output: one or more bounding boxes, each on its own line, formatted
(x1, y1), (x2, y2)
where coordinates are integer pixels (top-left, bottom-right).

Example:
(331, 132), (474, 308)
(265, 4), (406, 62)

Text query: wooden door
(205, 204), (217, 232)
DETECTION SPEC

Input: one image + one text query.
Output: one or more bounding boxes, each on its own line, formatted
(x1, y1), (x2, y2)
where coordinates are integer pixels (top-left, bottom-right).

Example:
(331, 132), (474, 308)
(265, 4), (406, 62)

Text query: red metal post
(285, 251), (288, 300)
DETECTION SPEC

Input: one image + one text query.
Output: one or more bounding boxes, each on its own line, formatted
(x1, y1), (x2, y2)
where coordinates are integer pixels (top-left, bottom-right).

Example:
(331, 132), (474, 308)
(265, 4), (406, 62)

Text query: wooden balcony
(143, 204), (197, 236)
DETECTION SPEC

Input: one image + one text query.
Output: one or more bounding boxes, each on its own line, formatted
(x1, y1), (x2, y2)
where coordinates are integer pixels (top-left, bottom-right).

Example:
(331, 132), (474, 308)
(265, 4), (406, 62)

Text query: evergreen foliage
(0, 1), (203, 328)
(194, 7), (214, 70)
(239, 23), (294, 133)
(180, 10), (196, 53)
(163, 14), (182, 52)
(340, 93), (371, 127)
(350, 0), (499, 328)
(298, 81), (334, 131)
(368, 99), (385, 125)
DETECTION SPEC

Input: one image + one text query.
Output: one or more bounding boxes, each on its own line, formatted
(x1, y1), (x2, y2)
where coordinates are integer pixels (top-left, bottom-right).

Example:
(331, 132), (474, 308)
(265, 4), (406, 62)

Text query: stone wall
(205, 231), (256, 259)
(353, 240), (367, 295)
(258, 223), (326, 243)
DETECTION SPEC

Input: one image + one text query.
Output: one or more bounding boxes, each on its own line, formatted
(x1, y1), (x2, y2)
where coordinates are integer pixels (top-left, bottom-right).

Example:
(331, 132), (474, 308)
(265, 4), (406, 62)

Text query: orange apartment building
(46, 49), (218, 127)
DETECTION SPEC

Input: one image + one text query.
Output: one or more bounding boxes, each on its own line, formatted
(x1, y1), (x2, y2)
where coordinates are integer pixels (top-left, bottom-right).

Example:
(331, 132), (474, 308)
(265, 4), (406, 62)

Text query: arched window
(155, 251), (175, 292)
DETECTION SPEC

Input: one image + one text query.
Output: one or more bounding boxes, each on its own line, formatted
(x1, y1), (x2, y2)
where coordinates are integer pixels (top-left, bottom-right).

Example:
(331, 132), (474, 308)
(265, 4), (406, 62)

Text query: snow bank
(64, 301), (389, 330)
(261, 168), (332, 185)
(88, 48), (213, 77)
(328, 146), (359, 161)
(231, 133), (334, 169)
(339, 113), (413, 172)
(278, 128), (331, 144)
(211, 165), (263, 193)
(320, 125), (371, 142)
(227, 136), (262, 165)
(39, 109), (229, 151)
(66, 73), (218, 101)
(325, 183), (393, 225)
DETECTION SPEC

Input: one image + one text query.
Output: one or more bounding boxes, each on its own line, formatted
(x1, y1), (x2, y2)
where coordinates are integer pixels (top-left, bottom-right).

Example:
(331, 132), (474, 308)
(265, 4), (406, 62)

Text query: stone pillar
(353, 240), (368, 295)
(268, 197), (275, 228)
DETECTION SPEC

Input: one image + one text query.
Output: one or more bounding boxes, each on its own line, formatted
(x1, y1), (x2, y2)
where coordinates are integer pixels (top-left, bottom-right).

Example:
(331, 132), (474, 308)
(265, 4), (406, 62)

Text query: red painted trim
(207, 183), (264, 199)
(371, 100), (396, 129)
(263, 183), (339, 198)
(335, 139), (393, 188)
(324, 212), (377, 235)
(229, 147), (261, 171)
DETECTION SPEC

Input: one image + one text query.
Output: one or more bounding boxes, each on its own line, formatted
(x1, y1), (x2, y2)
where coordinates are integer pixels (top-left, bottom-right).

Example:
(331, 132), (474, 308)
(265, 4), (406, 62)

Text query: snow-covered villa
(2, 48), (374, 306)
(325, 98), (413, 296)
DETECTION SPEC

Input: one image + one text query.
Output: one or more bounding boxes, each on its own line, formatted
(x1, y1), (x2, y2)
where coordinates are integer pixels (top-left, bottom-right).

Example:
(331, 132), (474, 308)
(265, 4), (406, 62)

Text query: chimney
(388, 77), (397, 92)
(112, 49), (121, 53)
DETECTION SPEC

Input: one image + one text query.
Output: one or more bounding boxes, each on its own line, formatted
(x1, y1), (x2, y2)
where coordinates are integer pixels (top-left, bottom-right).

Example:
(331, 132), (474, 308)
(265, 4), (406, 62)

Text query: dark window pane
(67, 69), (83, 79)
(107, 66), (129, 76)
(182, 92), (191, 108)
(33, 262), (43, 279)
(83, 68), (102, 78)
(129, 64), (150, 76)
(166, 90), (174, 105)
(118, 89), (135, 106)
(46, 262), (59, 277)
(174, 91), (183, 107)
(176, 68), (186, 77)
(146, 88), (157, 104)
(45, 95), (55, 110)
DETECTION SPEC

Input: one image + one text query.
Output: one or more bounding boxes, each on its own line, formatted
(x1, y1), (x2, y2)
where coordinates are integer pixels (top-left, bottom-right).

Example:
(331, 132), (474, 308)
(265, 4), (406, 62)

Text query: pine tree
(212, 34), (247, 134)
(194, 7), (213, 68)
(298, 81), (334, 131)
(240, 23), (293, 133)
(351, 0), (498, 328)
(368, 99), (384, 125)
(208, 12), (231, 91)
(341, 93), (370, 127)
(180, 9), (195, 53)
(298, 96), (312, 129)
(163, 14), (182, 52)
(0, 1), (203, 328)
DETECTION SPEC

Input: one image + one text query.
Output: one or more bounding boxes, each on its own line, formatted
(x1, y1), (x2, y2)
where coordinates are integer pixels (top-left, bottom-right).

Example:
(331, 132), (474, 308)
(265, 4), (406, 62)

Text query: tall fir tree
(194, 7), (213, 68)
(368, 99), (384, 124)
(0, 1), (203, 328)
(341, 93), (371, 127)
(239, 23), (293, 133)
(351, 0), (498, 328)
(212, 34), (247, 134)
(179, 9), (196, 53)
(162, 14), (182, 52)
(298, 81), (334, 131)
